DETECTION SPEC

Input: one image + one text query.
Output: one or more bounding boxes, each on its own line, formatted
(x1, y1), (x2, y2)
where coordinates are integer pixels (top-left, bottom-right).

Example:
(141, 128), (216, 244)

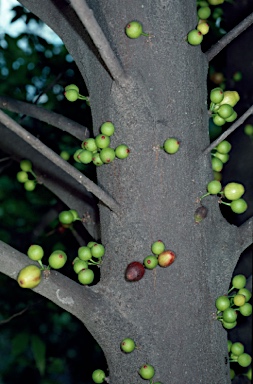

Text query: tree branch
(69, 0), (128, 85)
(206, 12), (253, 62)
(0, 109), (121, 213)
(203, 105), (253, 154)
(0, 95), (88, 141)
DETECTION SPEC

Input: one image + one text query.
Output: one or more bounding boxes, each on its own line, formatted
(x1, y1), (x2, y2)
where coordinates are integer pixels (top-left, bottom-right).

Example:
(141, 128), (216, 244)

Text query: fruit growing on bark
(17, 265), (42, 289)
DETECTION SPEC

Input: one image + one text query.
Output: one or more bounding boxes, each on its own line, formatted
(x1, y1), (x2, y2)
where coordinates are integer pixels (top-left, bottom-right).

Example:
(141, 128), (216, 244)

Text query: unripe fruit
(218, 91), (240, 107)
(48, 251), (67, 269)
(115, 144), (130, 159)
(224, 183), (245, 201)
(24, 180), (36, 191)
(213, 171), (222, 181)
(197, 22), (209, 35)
(92, 153), (103, 166)
(139, 364), (155, 380)
(78, 268), (94, 285)
(230, 199), (247, 214)
(27, 244), (44, 261)
(245, 368), (252, 380)
(214, 152), (229, 163)
(125, 21), (144, 39)
(215, 295), (230, 311)
(210, 88), (224, 104)
(60, 151), (70, 161)
(233, 71), (242, 82)
(207, 180), (222, 194)
(65, 84), (79, 92)
(163, 138), (180, 154)
(143, 255), (158, 270)
(64, 89), (79, 102)
(222, 320), (237, 330)
(92, 369), (106, 383)
(232, 274), (246, 289)
(99, 147), (116, 164)
(187, 29), (203, 45)
(87, 241), (98, 248)
(82, 138), (98, 152)
(225, 111), (237, 123)
(211, 157), (223, 172)
(73, 149), (83, 163)
(244, 124), (253, 136)
(78, 149), (93, 164)
(17, 171), (28, 183)
(208, 0), (224, 4)
(239, 303), (252, 316)
(213, 114), (226, 127)
(120, 338), (136, 353)
(91, 244), (105, 258)
(231, 342), (244, 356)
(194, 205), (208, 223)
(95, 134), (110, 149)
(210, 73), (224, 85)
(158, 250), (176, 267)
(217, 104), (234, 119)
(222, 308), (237, 323)
(238, 288), (251, 302)
(17, 265), (41, 289)
(151, 240), (165, 255)
(227, 340), (233, 353)
(59, 210), (75, 224)
(233, 294), (246, 307)
(20, 159), (32, 172)
(125, 261), (145, 282)
(100, 121), (115, 136)
(78, 246), (92, 261)
(69, 209), (79, 221)
(238, 353), (252, 368)
(73, 259), (89, 274)
(197, 6), (211, 19)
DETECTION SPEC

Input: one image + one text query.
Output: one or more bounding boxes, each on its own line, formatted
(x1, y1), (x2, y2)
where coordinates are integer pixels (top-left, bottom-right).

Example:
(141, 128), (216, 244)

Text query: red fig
(157, 250), (176, 268)
(125, 261), (145, 282)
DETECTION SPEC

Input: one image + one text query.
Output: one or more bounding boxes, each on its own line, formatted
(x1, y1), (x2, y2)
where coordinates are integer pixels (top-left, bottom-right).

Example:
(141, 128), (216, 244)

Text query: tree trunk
(2, 0), (252, 383)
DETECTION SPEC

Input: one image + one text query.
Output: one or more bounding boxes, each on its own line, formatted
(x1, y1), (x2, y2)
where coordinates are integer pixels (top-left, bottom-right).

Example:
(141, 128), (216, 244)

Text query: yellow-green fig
(218, 91), (240, 107)
(17, 265), (41, 289)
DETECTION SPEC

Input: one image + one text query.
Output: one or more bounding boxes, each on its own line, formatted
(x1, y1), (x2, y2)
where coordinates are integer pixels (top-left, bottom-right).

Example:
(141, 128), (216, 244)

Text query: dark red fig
(158, 250), (176, 268)
(125, 261), (145, 282)
(194, 205), (208, 223)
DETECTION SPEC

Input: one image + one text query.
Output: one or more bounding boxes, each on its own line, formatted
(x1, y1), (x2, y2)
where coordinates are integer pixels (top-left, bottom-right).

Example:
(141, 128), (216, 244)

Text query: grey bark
(0, 0), (252, 383)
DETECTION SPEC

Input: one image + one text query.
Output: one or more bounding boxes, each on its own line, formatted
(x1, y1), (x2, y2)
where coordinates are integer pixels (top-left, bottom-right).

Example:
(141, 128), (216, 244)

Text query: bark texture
(1, 1), (252, 383)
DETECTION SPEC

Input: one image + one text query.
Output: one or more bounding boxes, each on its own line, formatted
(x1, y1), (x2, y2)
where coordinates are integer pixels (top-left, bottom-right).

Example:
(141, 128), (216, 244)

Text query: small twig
(203, 105), (253, 154)
(0, 109), (121, 213)
(70, 0), (128, 85)
(0, 307), (28, 325)
(0, 95), (88, 141)
(206, 12), (253, 62)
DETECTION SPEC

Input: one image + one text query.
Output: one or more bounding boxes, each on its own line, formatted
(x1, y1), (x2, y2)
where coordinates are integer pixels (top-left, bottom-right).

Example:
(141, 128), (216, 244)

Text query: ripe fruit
(223, 183), (245, 201)
(27, 245), (44, 261)
(230, 199), (247, 214)
(17, 265), (41, 289)
(59, 210), (75, 225)
(139, 364), (155, 380)
(163, 138), (180, 154)
(125, 261), (145, 282)
(215, 295), (230, 312)
(78, 246), (92, 261)
(48, 251), (67, 269)
(218, 91), (240, 107)
(207, 180), (222, 194)
(20, 159), (32, 172)
(158, 250), (176, 268)
(187, 29), (203, 45)
(16, 171), (28, 183)
(92, 369), (106, 383)
(120, 338), (136, 353)
(24, 180), (36, 191)
(115, 144), (130, 159)
(151, 240), (165, 255)
(95, 134), (110, 149)
(125, 21), (147, 39)
(78, 268), (94, 285)
(100, 121), (115, 136)
(143, 255), (158, 270)
(99, 147), (116, 164)
(194, 205), (208, 223)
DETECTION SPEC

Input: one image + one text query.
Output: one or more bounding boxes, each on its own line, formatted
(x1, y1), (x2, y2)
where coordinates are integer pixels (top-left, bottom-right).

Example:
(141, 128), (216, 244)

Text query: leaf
(31, 334), (46, 376)
(11, 332), (29, 356)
